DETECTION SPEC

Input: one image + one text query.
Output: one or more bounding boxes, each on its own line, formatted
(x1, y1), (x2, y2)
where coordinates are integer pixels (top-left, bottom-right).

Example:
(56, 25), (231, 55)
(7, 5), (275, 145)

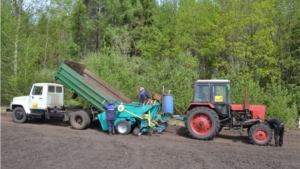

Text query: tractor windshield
(194, 85), (210, 102)
(213, 85), (230, 104)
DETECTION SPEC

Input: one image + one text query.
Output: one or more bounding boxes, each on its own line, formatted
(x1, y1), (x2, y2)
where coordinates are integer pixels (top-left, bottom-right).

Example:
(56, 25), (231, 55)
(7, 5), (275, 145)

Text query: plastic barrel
(162, 94), (174, 113)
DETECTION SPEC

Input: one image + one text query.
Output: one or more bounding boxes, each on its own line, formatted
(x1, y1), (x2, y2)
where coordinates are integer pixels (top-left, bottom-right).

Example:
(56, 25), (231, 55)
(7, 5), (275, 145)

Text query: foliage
(263, 82), (298, 128)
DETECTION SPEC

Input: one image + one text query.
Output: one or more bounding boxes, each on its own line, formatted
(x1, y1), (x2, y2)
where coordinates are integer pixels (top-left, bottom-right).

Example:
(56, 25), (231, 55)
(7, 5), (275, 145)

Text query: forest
(1, 0), (300, 128)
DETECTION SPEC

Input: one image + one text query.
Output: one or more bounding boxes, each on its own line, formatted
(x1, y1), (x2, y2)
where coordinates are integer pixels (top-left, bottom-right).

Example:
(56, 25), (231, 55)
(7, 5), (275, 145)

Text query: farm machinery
(98, 100), (173, 136)
(6, 59), (273, 145)
(7, 60), (174, 135)
(184, 80), (272, 146)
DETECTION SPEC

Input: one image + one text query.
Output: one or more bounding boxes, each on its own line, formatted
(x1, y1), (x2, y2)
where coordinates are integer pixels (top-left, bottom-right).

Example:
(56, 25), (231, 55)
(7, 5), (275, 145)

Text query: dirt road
(1, 113), (300, 169)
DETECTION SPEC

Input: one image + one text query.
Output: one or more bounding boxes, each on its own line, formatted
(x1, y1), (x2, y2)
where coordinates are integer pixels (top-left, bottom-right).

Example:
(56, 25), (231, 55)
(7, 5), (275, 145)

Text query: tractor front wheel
(12, 107), (27, 123)
(186, 107), (220, 140)
(248, 123), (272, 146)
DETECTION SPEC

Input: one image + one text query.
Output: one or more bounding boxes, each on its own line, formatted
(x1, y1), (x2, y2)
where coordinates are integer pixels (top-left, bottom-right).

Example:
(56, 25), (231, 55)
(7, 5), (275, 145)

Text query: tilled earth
(1, 113), (300, 169)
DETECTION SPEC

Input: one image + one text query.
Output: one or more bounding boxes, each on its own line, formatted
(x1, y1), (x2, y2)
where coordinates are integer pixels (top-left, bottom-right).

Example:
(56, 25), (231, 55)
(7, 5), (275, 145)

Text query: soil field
(1, 112), (300, 169)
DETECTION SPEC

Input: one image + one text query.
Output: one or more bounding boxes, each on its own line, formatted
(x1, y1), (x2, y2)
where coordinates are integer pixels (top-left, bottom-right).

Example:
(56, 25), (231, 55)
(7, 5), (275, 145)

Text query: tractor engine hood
(231, 104), (266, 120)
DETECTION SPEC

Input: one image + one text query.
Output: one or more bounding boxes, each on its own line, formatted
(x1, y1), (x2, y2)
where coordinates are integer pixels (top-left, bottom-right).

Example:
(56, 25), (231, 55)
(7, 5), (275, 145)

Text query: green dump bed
(54, 60), (131, 111)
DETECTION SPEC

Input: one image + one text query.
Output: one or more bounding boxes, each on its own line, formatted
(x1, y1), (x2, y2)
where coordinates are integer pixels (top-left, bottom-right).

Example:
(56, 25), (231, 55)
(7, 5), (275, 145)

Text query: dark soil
(1, 113), (300, 169)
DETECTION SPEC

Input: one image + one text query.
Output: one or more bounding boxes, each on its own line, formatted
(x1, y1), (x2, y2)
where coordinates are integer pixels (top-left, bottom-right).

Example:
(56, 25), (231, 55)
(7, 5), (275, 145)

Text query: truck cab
(7, 83), (64, 122)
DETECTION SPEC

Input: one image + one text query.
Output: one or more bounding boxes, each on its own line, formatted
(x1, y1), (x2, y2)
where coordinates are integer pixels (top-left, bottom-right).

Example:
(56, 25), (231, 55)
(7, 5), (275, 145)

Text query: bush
(263, 82), (298, 129)
(81, 52), (199, 113)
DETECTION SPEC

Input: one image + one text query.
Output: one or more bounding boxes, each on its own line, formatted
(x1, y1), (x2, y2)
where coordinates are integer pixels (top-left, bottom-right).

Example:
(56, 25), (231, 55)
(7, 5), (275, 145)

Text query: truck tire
(12, 107), (27, 123)
(70, 111), (89, 130)
(85, 114), (91, 129)
(248, 123), (272, 146)
(186, 107), (220, 140)
(115, 120), (131, 135)
(78, 110), (90, 129)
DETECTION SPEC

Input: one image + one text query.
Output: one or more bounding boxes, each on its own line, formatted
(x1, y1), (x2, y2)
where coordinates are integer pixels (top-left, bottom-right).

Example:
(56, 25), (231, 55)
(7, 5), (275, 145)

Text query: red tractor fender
(184, 102), (215, 114)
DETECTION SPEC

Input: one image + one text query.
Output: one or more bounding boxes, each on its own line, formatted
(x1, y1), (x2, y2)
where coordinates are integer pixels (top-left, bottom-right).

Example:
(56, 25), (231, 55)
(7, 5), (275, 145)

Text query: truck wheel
(70, 111), (89, 130)
(80, 110), (91, 129)
(115, 120), (131, 135)
(186, 107), (220, 140)
(12, 107), (27, 123)
(249, 123), (272, 146)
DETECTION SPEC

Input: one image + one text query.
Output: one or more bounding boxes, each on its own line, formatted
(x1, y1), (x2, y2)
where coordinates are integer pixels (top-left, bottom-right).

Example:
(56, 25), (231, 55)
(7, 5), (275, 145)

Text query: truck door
(29, 86), (46, 110)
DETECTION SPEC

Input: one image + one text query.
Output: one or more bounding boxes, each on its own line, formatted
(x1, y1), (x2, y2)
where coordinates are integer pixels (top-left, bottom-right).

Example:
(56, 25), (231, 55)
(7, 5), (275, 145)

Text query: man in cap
(139, 86), (150, 104)
(102, 100), (117, 136)
(266, 118), (284, 147)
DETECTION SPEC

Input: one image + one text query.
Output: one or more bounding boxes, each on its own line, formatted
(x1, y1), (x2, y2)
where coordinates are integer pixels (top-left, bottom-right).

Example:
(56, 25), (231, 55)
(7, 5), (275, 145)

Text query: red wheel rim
(190, 113), (212, 135)
(254, 130), (268, 142)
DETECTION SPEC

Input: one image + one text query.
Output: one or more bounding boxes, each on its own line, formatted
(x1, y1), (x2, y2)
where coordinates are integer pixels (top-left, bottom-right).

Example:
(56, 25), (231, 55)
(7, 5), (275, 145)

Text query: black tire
(186, 107), (220, 140)
(115, 120), (131, 135)
(70, 111), (89, 130)
(133, 127), (141, 136)
(248, 123), (272, 146)
(12, 107), (27, 123)
(84, 112), (91, 129)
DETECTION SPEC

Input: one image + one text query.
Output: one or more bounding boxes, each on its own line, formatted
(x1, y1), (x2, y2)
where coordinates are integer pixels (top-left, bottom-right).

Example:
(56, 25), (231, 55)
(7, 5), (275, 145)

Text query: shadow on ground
(175, 126), (253, 145)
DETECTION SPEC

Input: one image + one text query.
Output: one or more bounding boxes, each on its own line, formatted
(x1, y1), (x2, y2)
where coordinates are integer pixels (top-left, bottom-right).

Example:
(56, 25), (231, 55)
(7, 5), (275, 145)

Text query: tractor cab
(193, 80), (231, 116)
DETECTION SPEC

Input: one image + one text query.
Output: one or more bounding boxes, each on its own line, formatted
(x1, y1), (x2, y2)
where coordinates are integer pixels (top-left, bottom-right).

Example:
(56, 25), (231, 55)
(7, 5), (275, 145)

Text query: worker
(266, 118), (284, 147)
(102, 100), (117, 136)
(38, 89), (43, 95)
(139, 86), (150, 104)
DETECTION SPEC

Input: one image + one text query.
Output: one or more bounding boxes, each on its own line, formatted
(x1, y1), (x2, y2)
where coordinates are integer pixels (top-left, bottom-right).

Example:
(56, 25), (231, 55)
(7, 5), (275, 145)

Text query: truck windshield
(32, 86), (43, 95)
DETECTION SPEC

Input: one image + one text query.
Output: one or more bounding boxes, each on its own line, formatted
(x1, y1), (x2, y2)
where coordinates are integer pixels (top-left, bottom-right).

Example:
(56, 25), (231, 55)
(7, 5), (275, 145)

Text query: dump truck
(6, 60), (174, 134)
(184, 80), (272, 146)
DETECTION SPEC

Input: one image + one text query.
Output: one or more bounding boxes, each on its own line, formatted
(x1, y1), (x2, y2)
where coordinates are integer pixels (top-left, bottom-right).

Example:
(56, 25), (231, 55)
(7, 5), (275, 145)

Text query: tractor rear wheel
(248, 123), (272, 146)
(186, 107), (220, 140)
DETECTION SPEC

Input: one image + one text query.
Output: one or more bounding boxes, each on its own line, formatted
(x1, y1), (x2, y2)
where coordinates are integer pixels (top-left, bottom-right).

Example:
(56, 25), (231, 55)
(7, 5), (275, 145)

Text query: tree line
(1, 0), (299, 128)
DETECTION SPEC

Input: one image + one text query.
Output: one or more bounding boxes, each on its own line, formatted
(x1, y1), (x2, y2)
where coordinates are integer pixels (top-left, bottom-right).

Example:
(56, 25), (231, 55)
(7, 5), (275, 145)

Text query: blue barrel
(162, 94), (174, 113)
